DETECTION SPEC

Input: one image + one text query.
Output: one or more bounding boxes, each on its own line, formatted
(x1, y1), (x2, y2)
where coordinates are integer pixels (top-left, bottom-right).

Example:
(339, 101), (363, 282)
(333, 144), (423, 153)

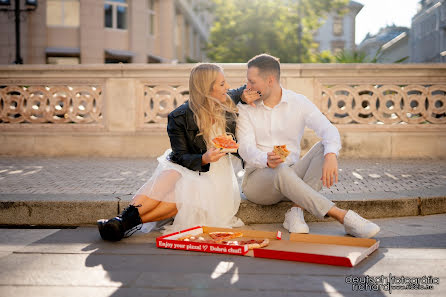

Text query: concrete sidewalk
(0, 214), (445, 297)
(1, 157), (446, 226)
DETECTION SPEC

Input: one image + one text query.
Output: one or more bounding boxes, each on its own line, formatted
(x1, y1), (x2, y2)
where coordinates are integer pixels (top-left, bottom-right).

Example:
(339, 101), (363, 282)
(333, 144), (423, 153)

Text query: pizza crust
(209, 231), (243, 242)
(222, 238), (270, 249)
(246, 238), (270, 249)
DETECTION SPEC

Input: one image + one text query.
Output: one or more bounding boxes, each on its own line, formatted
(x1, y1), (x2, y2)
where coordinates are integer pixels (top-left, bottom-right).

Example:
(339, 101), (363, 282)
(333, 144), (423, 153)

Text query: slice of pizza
(177, 234), (195, 241)
(208, 231), (243, 242)
(222, 238), (270, 249)
(273, 145), (290, 161)
(212, 134), (239, 153)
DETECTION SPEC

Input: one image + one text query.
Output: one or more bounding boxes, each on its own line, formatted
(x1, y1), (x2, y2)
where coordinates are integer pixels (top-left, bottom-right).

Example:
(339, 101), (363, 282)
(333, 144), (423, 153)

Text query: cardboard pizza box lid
(253, 233), (379, 267)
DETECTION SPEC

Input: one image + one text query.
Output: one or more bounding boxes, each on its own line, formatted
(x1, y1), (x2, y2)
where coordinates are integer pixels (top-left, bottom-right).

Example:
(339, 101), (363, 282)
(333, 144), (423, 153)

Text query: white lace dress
(135, 127), (243, 234)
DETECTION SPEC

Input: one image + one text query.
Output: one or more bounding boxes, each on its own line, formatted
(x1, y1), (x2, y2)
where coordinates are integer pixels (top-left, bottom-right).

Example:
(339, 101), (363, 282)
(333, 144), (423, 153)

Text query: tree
(206, 0), (349, 63)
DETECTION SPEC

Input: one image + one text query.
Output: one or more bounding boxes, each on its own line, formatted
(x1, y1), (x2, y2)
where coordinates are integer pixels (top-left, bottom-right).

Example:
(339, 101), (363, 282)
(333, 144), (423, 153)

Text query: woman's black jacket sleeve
(166, 86), (246, 173)
(167, 104), (210, 172)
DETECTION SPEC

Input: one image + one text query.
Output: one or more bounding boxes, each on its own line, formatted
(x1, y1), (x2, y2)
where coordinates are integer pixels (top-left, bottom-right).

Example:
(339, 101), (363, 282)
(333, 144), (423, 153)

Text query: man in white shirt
(235, 54), (380, 238)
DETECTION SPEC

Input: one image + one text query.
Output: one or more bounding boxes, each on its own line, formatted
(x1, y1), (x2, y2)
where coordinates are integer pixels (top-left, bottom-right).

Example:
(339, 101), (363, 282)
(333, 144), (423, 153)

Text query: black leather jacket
(166, 86), (245, 172)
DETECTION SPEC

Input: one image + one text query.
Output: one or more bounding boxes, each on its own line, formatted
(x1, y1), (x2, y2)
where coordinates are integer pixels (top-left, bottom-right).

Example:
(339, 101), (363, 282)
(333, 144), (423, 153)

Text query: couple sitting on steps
(97, 54), (380, 241)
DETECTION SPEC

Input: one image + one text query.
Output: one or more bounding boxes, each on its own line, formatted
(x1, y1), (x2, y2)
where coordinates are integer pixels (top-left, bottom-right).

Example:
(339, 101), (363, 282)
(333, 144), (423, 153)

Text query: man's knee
(243, 176), (283, 205)
(243, 185), (283, 205)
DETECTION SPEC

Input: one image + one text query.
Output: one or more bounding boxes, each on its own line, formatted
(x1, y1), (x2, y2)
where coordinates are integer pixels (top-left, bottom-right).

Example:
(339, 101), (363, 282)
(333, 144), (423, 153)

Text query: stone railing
(0, 85), (102, 124)
(1, 64), (445, 158)
(320, 84), (446, 124)
(142, 85), (189, 125)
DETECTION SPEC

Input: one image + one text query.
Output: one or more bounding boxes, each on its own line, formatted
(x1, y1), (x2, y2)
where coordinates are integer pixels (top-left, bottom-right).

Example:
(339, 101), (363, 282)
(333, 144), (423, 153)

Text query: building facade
(410, 0), (446, 63)
(378, 31), (410, 63)
(358, 25), (410, 61)
(0, 0), (212, 64)
(314, 0), (363, 54)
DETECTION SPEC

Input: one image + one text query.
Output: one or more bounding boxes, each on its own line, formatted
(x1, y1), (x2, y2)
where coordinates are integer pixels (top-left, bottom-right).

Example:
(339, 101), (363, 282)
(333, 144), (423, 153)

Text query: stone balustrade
(1, 64), (445, 158)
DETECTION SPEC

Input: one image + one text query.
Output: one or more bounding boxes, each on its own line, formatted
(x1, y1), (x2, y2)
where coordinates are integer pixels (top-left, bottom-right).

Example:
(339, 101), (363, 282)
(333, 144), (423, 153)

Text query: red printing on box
(156, 227), (249, 255)
(157, 238), (248, 255)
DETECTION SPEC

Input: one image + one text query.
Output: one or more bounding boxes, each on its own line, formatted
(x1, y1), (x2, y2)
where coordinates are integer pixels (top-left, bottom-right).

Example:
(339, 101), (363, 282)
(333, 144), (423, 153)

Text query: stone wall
(1, 64), (445, 158)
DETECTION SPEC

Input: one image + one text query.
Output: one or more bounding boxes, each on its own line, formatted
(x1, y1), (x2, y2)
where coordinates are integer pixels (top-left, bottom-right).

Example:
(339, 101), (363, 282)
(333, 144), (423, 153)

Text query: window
(148, 55), (161, 63)
(105, 57), (131, 63)
(331, 40), (345, 55)
(333, 17), (343, 36)
(105, 0), (128, 30)
(148, 0), (156, 36)
(47, 0), (80, 27)
(47, 57), (80, 64)
(105, 50), (131, 63)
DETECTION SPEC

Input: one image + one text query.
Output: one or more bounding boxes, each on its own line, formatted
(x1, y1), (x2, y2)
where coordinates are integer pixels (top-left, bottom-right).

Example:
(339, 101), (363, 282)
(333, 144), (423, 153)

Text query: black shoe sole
(97, 219), (123, 241)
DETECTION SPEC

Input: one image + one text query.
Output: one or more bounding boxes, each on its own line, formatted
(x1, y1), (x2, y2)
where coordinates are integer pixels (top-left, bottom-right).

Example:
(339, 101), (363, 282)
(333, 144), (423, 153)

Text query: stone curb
(0, 196), (445, 226)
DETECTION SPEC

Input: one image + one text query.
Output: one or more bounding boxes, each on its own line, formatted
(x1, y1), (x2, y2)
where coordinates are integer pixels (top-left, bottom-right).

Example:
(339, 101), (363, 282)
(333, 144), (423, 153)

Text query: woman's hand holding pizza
(202, 147), (226, 165)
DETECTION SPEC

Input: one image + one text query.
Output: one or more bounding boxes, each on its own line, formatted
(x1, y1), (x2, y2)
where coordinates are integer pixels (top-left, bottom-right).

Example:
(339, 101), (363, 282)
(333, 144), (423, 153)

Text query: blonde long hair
(188, 63), (238, 147)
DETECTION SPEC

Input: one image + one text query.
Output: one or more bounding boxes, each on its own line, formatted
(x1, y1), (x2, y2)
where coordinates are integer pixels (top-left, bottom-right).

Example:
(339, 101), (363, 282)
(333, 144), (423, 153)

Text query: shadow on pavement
(9, 226), (445, 296)
(378, 233), (446, 249)
(80, 229), (388, 297)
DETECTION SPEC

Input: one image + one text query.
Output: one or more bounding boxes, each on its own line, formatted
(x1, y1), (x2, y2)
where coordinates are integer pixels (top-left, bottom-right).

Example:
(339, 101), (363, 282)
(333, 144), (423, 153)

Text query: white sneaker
(343, 210), (380, 238)
(283, 207), (309, 233)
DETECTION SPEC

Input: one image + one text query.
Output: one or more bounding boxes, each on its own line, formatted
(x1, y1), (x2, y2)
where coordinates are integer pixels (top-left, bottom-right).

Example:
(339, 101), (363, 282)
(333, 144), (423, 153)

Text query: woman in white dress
(97, 63), (244, 241)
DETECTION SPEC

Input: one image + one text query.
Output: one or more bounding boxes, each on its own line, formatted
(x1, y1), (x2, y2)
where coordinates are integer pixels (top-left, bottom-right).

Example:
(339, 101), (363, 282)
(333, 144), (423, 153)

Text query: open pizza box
(156, 226), (379, 267)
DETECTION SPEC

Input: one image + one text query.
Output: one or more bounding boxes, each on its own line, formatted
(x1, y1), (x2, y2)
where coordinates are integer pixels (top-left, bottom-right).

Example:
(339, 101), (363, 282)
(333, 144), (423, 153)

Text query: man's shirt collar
(259, 87), (288, 109)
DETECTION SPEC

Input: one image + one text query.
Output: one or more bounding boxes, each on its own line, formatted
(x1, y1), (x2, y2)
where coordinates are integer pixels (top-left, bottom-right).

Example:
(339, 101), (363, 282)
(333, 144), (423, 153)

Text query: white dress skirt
(135, 143), (244, 234)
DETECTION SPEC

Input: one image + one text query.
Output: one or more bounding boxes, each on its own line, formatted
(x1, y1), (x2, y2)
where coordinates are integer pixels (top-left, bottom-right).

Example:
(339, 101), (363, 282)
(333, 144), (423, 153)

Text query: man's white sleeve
(236, 105), (268, 168)
(304, 101), (342, 156)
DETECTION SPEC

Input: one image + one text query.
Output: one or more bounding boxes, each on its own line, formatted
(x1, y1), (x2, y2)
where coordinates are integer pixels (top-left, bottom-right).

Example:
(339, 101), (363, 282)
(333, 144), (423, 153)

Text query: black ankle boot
(97, 205), (142, 241)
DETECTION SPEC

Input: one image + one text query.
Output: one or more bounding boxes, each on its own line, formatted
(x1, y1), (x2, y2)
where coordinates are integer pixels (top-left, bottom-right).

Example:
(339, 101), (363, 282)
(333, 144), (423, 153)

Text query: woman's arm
(228, 85), (260, 107)
(167, 112), (210, 172)
(227, 85), (246, 105)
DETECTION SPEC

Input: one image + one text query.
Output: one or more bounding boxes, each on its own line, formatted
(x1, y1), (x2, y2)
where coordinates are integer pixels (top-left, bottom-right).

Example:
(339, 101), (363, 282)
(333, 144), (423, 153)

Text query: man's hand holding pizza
(266, 152), (284, 168)
(267, 145), (289, 168)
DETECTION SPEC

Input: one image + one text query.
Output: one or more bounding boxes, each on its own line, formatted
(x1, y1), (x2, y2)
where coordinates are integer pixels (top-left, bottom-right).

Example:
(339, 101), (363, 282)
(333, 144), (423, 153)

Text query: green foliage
(316, 50), (336, 63)
(206, 0), (349, 63)
(185, 56), (199, 63)
(333, 48), (409, 64)
(335, 50), (368, 63)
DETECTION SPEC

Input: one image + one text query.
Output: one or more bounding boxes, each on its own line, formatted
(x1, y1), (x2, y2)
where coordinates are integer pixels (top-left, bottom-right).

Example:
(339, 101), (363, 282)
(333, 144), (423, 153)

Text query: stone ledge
(2, 195), (441, 227)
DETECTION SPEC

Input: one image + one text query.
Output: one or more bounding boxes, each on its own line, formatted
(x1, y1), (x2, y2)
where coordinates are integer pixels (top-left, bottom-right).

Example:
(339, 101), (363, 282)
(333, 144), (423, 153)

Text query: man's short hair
(247, 54), (280, 81)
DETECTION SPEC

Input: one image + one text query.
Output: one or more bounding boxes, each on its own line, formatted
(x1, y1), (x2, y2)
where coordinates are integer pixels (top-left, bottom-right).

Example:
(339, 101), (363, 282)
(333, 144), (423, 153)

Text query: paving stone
(1, 157), (445, 197)
(1, 157), (446, 225)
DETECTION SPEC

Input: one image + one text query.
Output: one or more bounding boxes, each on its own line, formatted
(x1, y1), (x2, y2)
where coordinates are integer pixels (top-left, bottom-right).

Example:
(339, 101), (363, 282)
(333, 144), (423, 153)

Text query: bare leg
(327, 206), (347, 224)
(131, 194), (161, 214)
(98, 170), (181, 241)
(140, 201), (178, 223)
(131, 169), (182, 223)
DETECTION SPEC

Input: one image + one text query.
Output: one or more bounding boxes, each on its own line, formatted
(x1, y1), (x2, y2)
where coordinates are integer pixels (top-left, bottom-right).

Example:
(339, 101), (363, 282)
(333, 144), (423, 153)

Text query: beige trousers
(242, 141), (335, 219)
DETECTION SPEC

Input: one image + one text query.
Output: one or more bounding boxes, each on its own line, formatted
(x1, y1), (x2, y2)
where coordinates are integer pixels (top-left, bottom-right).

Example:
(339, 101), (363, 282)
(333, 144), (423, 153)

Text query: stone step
(1, 194), (445, 226)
